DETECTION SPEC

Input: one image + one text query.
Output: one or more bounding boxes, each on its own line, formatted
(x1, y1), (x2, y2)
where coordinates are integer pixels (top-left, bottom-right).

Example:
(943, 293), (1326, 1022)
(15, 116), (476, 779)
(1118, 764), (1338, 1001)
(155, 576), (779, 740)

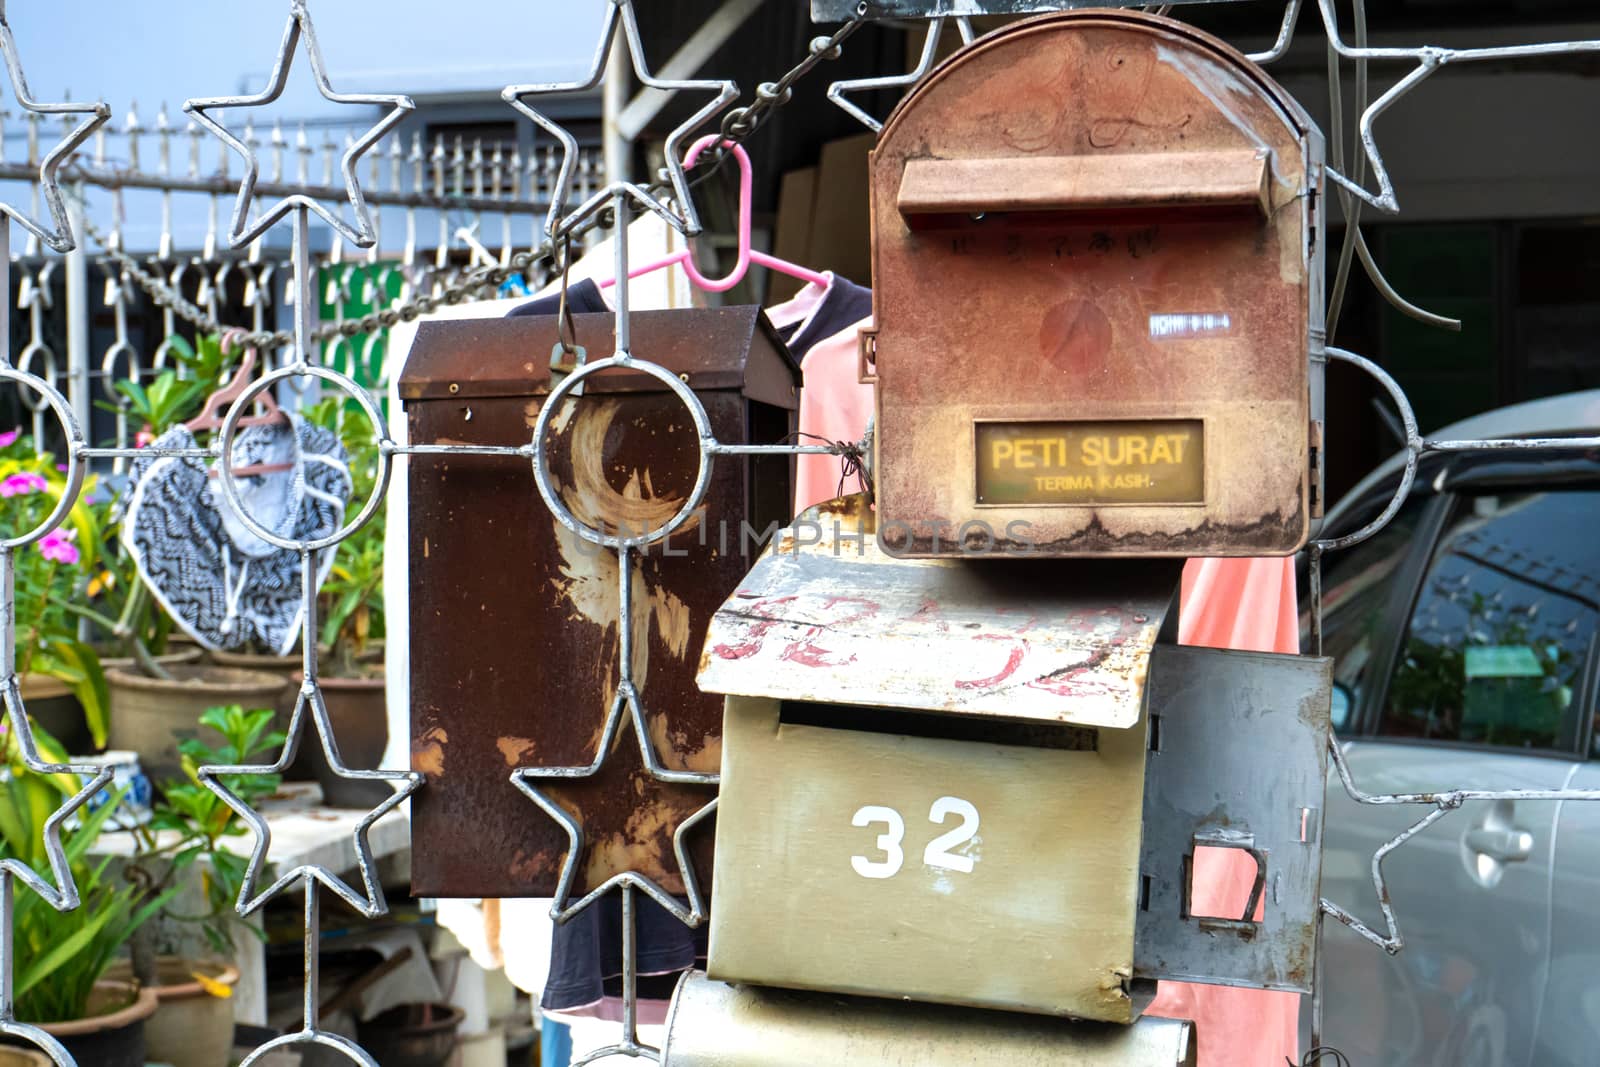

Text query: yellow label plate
(975, 419), (1204, 506)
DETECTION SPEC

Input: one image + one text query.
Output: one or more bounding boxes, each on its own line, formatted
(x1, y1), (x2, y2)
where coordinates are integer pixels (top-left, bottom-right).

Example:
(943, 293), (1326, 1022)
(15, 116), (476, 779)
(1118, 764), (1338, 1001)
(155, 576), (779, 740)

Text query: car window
(1380, 490), (1600, 751)
(1305, 489), (1431, 731)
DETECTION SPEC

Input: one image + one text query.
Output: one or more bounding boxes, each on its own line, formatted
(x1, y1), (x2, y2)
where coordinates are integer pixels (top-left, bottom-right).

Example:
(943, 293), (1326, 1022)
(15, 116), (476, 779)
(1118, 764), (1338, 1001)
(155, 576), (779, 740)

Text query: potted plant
(112, 703), (282, 1067)
(0, 723), (170, 1067)
(301, 397), (388, 807)
(98, 336), (292, 782)
(0, 428), (113, 755)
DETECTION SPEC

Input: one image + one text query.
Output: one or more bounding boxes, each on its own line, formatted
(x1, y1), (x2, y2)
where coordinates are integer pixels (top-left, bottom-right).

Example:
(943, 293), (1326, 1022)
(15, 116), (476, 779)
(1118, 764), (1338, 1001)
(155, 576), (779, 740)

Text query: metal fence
(0, 0), (1598, 1065)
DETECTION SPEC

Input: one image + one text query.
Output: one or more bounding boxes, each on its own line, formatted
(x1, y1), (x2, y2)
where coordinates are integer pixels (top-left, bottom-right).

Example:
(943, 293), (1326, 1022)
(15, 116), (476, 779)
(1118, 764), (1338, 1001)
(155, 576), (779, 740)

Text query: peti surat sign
(975, 420), (1204, 506)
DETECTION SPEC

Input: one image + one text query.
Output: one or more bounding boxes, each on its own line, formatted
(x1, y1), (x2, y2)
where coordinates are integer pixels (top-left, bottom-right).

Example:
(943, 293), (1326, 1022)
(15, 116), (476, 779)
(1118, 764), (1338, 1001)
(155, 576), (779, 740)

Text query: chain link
(71, 19), (860, 351)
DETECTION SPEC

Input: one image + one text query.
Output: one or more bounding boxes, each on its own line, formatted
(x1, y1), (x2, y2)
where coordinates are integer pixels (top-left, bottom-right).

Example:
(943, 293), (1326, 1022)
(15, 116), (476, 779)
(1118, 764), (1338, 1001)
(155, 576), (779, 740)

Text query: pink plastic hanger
(189, 329), (294, 478)
(599, 134), (830, 293)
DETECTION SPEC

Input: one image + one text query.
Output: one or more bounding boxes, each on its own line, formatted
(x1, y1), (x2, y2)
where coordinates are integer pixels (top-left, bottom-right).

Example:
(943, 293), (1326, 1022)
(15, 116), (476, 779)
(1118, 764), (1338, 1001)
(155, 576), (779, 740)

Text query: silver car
(1313, 390), (1600, 1066)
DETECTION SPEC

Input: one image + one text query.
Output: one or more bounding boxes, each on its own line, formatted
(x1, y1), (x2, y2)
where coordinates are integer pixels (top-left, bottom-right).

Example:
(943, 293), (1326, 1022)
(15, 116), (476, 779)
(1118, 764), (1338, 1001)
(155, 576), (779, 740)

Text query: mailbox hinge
(1308, 418), (1325, 519)
(857, 327), (878, 385)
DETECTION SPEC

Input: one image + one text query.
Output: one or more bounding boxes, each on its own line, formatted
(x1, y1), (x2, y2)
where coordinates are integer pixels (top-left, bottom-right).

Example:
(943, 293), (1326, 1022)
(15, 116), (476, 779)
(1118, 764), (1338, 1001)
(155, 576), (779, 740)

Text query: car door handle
(1464, 827), (1534, 864)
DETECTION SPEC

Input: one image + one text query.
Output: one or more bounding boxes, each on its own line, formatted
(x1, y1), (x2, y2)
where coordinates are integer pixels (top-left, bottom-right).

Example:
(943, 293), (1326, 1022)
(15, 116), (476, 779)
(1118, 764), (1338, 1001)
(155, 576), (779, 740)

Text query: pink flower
(0, 472), (47, 498)
(135, 429), (154, 449)
(0, 429), (19, 448)
(37, 528), (79, 566)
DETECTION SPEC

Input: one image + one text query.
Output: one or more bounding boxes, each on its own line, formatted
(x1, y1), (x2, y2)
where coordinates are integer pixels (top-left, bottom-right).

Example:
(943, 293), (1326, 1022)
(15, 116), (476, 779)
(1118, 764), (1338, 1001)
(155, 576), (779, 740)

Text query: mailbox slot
(897, 149), (1272, 223)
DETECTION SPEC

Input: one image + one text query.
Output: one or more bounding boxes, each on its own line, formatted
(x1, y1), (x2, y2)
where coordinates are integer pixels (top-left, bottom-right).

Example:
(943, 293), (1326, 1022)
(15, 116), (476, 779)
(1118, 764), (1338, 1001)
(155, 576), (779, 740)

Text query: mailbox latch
(857, 327), (878, 385)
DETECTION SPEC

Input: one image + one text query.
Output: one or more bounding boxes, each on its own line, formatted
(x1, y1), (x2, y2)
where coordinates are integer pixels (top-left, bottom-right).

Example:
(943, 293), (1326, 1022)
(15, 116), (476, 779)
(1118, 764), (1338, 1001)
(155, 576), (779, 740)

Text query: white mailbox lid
(697, 495), (1179, 729)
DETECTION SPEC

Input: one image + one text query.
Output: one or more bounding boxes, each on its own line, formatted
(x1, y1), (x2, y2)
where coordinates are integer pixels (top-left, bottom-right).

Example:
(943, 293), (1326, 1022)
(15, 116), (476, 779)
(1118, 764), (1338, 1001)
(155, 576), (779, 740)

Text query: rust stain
(496, 736), (538, 766)
(412, 726), (447, 778)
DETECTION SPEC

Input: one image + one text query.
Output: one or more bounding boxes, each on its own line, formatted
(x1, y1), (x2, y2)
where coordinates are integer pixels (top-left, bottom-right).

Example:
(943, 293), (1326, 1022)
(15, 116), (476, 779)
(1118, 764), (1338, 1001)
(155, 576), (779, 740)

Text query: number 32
(850, 797), (980, 880)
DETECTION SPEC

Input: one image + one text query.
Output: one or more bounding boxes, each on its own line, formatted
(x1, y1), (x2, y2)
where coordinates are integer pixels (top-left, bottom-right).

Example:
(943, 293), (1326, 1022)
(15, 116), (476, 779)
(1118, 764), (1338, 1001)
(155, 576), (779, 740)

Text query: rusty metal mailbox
(697, 496), (1177, 1024)
(866, 11), (1325, 558)
(402, 309), (798, 898)
(694, 496), (1334, 1023)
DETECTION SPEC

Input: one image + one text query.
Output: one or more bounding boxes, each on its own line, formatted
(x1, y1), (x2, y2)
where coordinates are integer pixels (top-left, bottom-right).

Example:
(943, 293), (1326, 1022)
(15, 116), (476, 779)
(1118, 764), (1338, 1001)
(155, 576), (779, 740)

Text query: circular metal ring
(0, 367), (86, 551)
(0, 1020), (75, 1067)
(530, 355), (714, 549)
(99, 340), (141, 406)
(1313, 347), (1421, 554)
(13, 343), (58, 411)
(213, 365), (391, 553)
(239, 1029), (377, 1067)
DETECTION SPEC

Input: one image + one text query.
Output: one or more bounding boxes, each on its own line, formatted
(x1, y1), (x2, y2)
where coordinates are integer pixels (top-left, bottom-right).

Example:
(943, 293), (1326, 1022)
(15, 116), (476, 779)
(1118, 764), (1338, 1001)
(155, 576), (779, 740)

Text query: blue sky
(10, 1), (610, 116)
(3, 1), (614, 251)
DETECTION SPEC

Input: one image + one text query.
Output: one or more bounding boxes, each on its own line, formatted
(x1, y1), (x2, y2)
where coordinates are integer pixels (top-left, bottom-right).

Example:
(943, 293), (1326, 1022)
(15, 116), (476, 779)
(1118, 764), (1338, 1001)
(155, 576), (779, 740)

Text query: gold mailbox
(866, 11), (1325, 558)
(696, 497), (1180, 1024)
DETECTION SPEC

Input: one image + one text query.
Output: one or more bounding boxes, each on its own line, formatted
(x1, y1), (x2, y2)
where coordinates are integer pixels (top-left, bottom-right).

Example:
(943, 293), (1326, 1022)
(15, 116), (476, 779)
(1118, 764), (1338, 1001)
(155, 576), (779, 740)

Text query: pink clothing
(791, 318), (873, 512)
(1146, 556), (1301, 1066)
(768, 276), (873, 513)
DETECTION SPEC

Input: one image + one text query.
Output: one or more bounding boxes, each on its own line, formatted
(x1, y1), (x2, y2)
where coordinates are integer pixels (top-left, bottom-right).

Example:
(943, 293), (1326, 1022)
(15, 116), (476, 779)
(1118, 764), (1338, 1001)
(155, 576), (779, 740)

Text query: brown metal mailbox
(867, 11), (1326, 558)
(402, 309), (798, 898)
(697, 496), (1179, 1023)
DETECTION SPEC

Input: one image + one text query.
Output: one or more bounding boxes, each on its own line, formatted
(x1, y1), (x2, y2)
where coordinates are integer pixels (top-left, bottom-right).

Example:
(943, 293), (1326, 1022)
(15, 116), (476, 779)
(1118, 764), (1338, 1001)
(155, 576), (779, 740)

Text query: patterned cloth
(119, 414), (350, 655)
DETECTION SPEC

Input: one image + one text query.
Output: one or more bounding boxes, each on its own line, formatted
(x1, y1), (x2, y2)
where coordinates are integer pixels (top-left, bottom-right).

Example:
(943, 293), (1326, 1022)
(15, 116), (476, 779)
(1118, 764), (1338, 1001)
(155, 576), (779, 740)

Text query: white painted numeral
(850, 805), (906, 879)
(850, 798), (981, 880)
(922, 796), (980, 873)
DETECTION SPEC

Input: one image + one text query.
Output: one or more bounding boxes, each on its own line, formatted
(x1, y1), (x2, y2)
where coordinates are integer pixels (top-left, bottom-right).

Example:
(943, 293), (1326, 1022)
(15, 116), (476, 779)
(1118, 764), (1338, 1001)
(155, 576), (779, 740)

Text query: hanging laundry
(118, 414), (351, 655)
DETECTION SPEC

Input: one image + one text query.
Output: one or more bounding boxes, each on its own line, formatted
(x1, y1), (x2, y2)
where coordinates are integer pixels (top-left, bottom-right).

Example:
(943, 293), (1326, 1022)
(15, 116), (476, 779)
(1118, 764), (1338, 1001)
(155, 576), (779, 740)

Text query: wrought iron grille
(0, 0), (1596, 1064)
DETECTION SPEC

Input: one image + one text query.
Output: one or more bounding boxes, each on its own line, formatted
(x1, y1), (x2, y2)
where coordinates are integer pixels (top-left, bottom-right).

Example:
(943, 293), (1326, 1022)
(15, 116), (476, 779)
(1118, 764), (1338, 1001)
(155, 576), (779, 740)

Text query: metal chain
(71, 18), (860, 351)
(720, 20), (861, 141)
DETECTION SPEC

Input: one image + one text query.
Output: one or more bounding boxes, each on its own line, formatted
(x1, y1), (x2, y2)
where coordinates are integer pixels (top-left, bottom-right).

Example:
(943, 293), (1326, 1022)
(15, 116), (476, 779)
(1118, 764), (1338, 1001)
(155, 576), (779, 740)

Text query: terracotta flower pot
(1, 979), (158, 1067)
(292, 670), (391, 808)
(105, 958), (239, 1067)
(0, 1047), (52, 1066)
(97, 646), (204, 673)
(105, 664), (289, 784)
(14, 673), (88, 753)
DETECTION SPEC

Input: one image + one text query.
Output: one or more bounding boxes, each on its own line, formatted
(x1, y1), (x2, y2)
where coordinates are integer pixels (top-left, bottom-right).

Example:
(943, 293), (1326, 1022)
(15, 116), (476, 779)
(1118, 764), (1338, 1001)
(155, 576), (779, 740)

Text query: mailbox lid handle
(897, 149), (1272, 220)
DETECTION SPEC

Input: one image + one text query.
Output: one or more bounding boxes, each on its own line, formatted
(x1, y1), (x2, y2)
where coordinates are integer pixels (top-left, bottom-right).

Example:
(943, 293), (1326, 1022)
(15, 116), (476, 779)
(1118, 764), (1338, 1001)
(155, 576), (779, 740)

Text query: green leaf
(48, 641), (109, 749)
(164, 334), (197, 366)
(63, 787), (126, 866)
(114, 379), (151, 416)
(13, 905), (119, 997)
(0, 778), (34, 864)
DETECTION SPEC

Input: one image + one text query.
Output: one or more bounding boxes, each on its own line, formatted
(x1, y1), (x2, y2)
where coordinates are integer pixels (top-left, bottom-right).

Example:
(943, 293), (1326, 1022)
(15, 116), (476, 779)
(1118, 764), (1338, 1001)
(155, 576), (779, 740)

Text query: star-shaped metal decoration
(827, 17), (973, 134)
(182, 0), (413, 249)
(196, 682), (422, 919)
(511, 678), (717, 926)
(0, 680), (116, 910)
(502, 0), (737, 238)
(0, 5), (110, 252)
(0, 681), (117, 1066)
